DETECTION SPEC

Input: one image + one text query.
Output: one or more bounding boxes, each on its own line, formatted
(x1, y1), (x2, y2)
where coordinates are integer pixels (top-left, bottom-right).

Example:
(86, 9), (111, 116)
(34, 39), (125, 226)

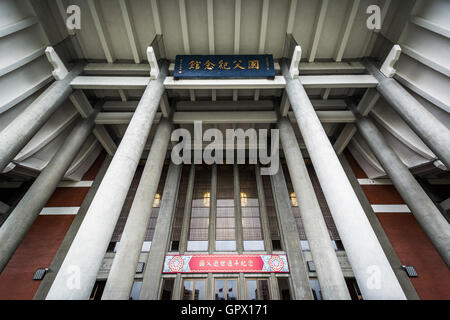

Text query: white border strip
(39, 207), (80, 215)
(359, 178), (450, 185)
(358, 178), (392, 185)
(57, 181), (93, 187)
(371, 204), (411, 213)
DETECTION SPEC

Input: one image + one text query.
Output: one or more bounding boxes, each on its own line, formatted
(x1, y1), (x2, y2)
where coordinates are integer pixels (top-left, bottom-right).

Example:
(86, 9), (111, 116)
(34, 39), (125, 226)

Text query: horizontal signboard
(174, 55), (275, 79)
(163, 254), (289, 273)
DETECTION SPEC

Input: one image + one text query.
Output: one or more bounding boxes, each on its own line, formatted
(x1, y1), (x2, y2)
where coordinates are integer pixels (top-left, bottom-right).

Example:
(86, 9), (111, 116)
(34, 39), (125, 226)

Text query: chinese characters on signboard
(163, 254), (289, 273)
(174, 55), (275, 79)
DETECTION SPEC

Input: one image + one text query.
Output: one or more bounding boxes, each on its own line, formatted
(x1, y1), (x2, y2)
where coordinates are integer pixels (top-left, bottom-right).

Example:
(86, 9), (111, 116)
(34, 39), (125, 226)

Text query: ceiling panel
(45, 0), (391, 62)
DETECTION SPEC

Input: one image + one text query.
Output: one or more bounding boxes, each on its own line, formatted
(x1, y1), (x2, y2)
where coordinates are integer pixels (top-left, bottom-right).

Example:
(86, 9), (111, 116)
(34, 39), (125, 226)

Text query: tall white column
(270, 165), (313, 300)
(0, 64), (84, 171)
(366, 62), (450, 170)
(0, 110), (96, 273)
(279, 118), (350, 300)
(282, 63), (406, 300)
(139, 163), (182, 300)
(354, 112), (450, 267)
(101, 118), (172, 300)
(46, 63), (168, 300)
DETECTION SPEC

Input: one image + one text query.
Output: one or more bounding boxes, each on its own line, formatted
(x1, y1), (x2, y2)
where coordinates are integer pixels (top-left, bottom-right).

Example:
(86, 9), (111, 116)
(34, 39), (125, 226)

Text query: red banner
(163, 254), (289, 273)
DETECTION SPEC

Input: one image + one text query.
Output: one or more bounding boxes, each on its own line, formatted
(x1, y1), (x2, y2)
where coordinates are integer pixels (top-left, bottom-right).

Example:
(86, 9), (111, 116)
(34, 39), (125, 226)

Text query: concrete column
(279, 118), (350, 300)
(270, 166), (313, 300)
(255, 165), (273, 253)
(0, 64), (84, 172)
(207, 273), (214, 300)
(34, 155), (112, 300)
(208, 165), (217, 253)
(172, 275), (182, 300)
(101, 118), (173, 300)
(0, 110), (96, 273)
(139, 163), (182, 300)
(269, 274), (280, 300)
(239, 273), (245, 299)
(354, 112), (450, 267)
(179, 164), (195, 254)
(282, 63), (406, 300)
(233, 164), (244, 253)
(366, 62), (450, 169)
(338, 154), (420, 300)
(46, 63), (168, 300)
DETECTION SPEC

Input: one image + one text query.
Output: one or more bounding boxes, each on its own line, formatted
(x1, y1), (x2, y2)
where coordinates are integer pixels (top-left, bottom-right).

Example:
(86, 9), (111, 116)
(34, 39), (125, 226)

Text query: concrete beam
(290, 111), (355, 123)
(164, 76), (286, 90)
(95, 112), (162, 125)
(71, 76), (149, 90)
(94, 111), (354, 125)
(70, 74), (377, 90)
(176, 100), (275, 111)
(69, 90), (93, 118)
(308, 0), (329, 63)
(93, 125), (117, 156)
(333, 88), (380, 154)
(300, 61), (365, 74)
(69, 90), (117, 156)
(410, 15), (450, 38)
(334, 124), (357, 155)
(173, 111), (277, 124)
(0, 17), (38, 38)
(356, 88), (380, 116)
(299, 75), (378, 89)
(87, 0), (114, 63)
(103, 99), (346, 113)
(84, 63), (150, 76)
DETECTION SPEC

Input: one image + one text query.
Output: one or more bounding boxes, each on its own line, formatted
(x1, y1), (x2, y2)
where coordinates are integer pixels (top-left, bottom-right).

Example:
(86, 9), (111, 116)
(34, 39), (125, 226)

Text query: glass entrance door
(182, 278), (206, 300)
(215, 278), (238, 300)
(246, 278), (270, 300)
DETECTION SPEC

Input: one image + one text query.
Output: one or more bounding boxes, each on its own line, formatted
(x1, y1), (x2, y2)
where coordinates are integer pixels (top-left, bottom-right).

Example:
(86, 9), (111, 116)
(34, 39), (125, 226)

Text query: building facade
(0, 0), (449, 300)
